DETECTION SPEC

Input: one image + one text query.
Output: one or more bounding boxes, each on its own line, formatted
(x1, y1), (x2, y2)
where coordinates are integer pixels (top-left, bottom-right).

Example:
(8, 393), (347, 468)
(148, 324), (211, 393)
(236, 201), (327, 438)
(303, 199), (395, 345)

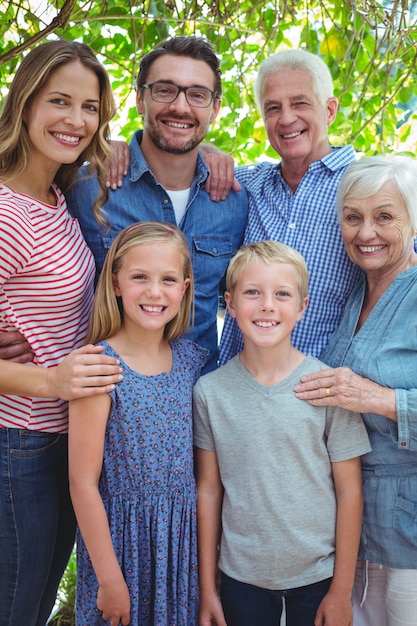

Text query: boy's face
(225, 260), (308, 350)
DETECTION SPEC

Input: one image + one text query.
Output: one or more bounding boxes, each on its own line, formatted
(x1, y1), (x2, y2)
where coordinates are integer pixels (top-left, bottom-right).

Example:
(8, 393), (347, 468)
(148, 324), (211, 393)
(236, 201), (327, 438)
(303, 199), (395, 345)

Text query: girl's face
(112, 242), (190, 336)
(24, 61), (100, 173)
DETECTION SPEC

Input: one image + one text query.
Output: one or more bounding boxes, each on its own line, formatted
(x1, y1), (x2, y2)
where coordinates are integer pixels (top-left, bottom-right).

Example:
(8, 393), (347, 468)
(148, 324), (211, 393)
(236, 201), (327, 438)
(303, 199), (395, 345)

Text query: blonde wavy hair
(88, 221), (194, 345)
(0, 39), (116, 221)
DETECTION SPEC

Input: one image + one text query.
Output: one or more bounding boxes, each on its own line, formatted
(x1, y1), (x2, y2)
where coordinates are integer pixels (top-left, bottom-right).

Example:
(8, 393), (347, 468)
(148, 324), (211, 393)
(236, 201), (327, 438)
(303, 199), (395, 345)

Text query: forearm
(71, 483), (123, 586)
(0, 346), (122, 401)
(197, 481), (227, 626)
(0, 359), (55, 397)
(331, 497), (362, 599)
(362, 385), (396, 421)
(197, 486), (223, 593)
(331, 461), (363, 598)
(314, 461), (363, 626)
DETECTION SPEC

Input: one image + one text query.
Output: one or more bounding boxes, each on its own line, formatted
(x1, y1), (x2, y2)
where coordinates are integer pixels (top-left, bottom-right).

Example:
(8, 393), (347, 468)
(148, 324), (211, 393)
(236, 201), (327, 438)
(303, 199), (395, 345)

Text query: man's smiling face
(137, 54), (220, 155)
(261, 68), (338, 169)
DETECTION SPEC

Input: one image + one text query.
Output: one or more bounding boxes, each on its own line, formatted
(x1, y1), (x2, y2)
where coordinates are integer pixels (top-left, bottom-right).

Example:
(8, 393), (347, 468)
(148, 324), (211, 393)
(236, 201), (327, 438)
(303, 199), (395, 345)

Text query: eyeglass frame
(140, 81), (219, 108)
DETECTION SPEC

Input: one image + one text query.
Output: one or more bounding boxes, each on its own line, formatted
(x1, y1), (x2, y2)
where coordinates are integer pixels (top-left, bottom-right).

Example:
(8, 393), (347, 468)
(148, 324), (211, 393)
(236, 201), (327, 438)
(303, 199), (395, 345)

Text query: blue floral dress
(75, 338), (207, 625)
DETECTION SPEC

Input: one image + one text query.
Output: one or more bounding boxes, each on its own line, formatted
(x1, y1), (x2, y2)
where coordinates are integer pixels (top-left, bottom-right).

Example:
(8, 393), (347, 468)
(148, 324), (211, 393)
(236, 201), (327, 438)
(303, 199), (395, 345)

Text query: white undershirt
(165, 188), (190, 224)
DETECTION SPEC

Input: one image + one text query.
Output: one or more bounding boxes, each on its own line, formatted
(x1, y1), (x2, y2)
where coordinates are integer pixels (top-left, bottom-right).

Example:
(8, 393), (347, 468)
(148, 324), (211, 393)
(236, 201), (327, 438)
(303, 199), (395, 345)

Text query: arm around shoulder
(0, 344), (122, 400)
(199, 143), (241, 202)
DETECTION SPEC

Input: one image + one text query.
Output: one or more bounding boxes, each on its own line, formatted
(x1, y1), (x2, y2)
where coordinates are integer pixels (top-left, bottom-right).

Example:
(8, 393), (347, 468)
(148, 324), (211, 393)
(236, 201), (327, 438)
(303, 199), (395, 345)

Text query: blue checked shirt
(219, 145), (363, 364)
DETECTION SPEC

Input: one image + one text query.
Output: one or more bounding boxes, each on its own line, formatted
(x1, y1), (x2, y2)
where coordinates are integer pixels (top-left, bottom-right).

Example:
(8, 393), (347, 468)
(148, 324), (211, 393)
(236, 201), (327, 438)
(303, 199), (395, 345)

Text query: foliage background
(0, 3), (415, 621)
(0, 0), (416, 163)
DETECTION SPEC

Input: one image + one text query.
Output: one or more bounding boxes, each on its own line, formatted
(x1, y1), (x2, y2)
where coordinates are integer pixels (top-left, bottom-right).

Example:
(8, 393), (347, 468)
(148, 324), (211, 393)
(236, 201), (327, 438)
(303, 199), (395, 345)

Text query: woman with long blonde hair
(0, 39), (122, 625)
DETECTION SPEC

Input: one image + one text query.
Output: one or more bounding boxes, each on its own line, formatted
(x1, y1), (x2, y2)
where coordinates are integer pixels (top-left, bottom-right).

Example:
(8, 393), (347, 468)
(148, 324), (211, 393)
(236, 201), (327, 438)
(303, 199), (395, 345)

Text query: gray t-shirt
(193, 354), (371, 590)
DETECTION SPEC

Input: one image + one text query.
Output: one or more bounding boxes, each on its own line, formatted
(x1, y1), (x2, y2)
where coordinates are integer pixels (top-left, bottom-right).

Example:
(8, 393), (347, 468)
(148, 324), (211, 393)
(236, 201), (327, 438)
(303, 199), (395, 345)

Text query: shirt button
(400, 441), (407, 447)
(212, 248), (217, 254)
(289, 223), (296, 229)
(163, 198), (169, 204)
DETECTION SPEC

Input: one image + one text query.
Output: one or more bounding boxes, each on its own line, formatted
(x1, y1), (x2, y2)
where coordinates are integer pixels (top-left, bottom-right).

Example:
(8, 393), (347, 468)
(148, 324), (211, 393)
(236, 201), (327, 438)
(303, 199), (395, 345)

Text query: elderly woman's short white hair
(254, 49), (334, 115)
(336, 155), (417, 232)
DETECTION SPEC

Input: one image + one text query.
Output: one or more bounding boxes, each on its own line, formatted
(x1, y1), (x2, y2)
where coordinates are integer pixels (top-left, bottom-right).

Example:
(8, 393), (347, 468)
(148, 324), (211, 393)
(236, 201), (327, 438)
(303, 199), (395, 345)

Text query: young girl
(0, 40), (121, 626)
(69, 221), (208, 626)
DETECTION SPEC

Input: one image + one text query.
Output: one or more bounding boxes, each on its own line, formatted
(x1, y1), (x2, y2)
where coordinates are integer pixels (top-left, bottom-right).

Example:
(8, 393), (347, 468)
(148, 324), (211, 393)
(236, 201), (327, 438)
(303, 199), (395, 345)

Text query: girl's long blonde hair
(0, 39), (116, 221)
(88, 221), (194, 345)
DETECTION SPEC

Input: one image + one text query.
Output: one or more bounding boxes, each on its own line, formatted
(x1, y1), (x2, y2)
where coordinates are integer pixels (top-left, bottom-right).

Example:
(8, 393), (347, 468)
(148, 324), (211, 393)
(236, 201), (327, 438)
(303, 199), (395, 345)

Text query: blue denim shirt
(66, 131), (248, 373)
(321, 266), (417, 568)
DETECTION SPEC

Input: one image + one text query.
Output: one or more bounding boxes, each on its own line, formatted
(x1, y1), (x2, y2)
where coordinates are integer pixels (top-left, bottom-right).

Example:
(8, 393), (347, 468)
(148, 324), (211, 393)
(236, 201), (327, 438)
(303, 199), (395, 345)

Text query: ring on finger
(325, 387), (331, 397)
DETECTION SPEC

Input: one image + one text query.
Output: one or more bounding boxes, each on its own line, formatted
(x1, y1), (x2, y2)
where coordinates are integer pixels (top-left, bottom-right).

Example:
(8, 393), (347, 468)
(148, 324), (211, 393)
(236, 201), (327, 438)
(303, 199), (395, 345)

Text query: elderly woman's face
(341, 180), (416, 278)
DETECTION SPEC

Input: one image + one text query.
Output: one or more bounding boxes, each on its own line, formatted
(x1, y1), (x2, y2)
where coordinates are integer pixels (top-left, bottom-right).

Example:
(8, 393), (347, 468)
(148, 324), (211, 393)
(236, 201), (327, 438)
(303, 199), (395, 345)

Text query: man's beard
(147, 122), (204, 154)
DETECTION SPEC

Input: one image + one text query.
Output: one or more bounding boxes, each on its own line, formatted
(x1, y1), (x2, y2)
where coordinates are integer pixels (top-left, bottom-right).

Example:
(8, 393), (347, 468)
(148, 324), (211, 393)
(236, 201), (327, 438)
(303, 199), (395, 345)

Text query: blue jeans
(0, 427), (76, 626)
(220, 572), (332, 626)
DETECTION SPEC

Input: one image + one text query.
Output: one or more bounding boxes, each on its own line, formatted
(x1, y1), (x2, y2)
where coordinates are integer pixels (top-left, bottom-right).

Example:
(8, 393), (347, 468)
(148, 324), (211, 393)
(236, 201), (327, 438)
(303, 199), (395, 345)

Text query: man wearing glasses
(66, 36), (248, 373)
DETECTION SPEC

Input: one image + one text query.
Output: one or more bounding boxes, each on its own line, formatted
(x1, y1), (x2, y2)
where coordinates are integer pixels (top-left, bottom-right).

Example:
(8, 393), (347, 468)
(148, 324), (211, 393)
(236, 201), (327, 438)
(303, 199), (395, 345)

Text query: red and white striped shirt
(0, 183), (95, 433)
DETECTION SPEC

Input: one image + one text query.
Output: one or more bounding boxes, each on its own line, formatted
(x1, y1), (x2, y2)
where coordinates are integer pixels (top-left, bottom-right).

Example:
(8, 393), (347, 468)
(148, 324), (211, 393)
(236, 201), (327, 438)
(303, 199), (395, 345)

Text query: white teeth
(167, 121), (190, 129)
(142, 305), (164, 312)
(358, 245), (385, 252)
(283, 131), (301, 139)
(255, 321), (278, 328)
(53, 132), (80, 143)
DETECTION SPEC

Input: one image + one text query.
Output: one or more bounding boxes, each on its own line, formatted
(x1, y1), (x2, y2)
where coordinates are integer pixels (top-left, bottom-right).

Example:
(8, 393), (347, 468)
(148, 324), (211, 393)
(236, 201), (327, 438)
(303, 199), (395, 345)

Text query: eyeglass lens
(150, 82), (213, 107)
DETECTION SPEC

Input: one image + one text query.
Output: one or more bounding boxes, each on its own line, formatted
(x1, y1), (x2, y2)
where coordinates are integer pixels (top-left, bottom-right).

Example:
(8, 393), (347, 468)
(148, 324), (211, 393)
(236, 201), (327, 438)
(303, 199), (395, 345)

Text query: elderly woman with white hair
(295, 155), (417, 626)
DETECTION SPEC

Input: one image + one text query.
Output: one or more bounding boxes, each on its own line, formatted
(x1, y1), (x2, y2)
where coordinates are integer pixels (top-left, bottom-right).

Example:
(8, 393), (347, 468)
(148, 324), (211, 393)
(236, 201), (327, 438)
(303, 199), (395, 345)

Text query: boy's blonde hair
(226, 241), (309, 301)
(88, 221), (194, 345)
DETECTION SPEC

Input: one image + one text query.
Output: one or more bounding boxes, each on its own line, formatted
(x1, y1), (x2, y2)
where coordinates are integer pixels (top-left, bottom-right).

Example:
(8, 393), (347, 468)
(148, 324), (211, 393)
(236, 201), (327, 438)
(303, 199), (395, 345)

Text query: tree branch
(0, 0), (77, 64)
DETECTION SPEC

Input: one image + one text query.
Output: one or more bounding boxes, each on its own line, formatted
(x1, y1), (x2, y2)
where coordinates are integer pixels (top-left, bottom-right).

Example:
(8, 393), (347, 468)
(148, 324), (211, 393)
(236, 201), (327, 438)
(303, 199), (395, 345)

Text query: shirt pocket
(191, 236), (233, 296)
(393, 478), (417, 549)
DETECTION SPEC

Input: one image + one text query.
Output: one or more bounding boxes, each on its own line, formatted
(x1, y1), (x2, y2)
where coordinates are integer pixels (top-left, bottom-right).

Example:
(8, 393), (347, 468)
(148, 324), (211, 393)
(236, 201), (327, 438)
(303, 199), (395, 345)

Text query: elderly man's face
(261, 68), (338, 169)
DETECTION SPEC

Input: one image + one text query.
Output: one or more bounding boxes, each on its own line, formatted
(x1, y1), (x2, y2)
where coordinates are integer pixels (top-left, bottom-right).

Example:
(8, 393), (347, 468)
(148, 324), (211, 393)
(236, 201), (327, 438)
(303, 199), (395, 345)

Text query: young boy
(193, 241), (371, 626)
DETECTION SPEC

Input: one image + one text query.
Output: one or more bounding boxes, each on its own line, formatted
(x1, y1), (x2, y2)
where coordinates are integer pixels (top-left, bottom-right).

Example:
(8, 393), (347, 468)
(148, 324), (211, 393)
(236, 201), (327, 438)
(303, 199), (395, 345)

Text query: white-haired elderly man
(212, 49), (363, 364)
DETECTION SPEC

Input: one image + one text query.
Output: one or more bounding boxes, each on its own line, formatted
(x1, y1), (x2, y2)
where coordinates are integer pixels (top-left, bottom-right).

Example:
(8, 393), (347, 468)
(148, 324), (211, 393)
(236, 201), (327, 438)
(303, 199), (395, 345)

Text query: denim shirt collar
(128, 129), (209, 189)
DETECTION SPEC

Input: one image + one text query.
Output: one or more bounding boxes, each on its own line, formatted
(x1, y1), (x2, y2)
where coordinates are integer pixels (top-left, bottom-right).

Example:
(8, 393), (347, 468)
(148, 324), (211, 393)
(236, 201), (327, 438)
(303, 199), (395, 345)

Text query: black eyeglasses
(140, 81), (218, 108)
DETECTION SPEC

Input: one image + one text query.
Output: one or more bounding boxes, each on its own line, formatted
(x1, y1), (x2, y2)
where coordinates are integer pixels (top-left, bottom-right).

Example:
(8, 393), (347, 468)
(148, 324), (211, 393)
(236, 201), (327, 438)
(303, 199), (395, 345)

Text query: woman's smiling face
(341, 180), (417, 280)
(24, 61), (100, 172)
